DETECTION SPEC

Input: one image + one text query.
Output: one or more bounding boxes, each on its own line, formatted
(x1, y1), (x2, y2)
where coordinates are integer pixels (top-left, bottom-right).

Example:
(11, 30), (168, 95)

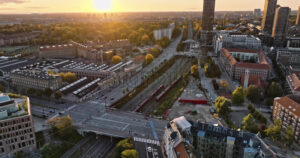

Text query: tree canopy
(58, 72), (77, 83)
(242, 114), (258, 133)
(55, 91), (62, 99)
(190, 65), (199, 78)
(220, 80), (229, 90)
(245, 85), (262, 103)
(0, 84), (4, 92)
(112, 55), (122, 64)
(48, 115), (74, 139)
(267, 82), (283, 98)
(121, 149), (138, 158)
(215, 96), (231, 117)
(232, 87), (244, 105)
(145, 54), (154, 64)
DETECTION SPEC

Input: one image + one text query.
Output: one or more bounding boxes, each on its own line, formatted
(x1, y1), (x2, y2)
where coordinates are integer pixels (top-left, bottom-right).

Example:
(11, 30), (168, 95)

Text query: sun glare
(94, 0), (112, 12)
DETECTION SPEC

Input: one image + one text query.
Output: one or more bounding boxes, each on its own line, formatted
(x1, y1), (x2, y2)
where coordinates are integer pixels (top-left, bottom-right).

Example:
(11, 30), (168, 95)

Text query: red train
(178, 99), (208, 105)
(156, 76), (182, 101)
(134, 85), (165, 112)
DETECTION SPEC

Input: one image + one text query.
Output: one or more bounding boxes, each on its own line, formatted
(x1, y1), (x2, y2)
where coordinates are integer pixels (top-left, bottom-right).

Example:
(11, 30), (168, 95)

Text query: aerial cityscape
(0, 0), (300, 158)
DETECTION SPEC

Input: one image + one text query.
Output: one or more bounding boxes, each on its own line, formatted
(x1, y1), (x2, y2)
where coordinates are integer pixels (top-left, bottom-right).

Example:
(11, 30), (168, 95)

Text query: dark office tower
(262, 0), (277, 34)
(296, 6), (300, 26)
(272, 7), (290, 46)
(202, 0), (215, 31)
(201, 0), (216, 45)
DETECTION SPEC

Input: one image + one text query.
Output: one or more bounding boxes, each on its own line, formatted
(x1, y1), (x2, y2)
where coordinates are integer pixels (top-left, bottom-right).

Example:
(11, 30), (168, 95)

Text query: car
(49, 109), (55, 113)
(111, 98), (114, 101)
(209, 108), (216, 114)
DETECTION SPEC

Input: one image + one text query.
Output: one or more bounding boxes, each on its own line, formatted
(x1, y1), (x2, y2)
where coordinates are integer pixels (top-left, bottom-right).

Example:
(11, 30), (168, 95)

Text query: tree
(48, 115), (74, 139)
(245, 85), (262, 103)
(190, 65), (199, 78)
(267, 82), (283, 98)
(44, 88), (53, 97)
(220, 80), (229, 90)
(121, 149), (138, 158)
(232, 87), (244, 105)
(112, 55), (122, 64)
(145, 54), (154, 64)
(141, 34), (150, 45)
(242, 114), (258, 133)
(27, 88), (36, 95)
(55, 91), (62, 99)
(150, 48), (161, 57)
(156, 37), (171, 48)
(284, 125), (294, 147)
(215, 96), (231, 117)
(0, 84), (4, 92)
(63, 72), (77, 83)
(264, 119), (282, 141)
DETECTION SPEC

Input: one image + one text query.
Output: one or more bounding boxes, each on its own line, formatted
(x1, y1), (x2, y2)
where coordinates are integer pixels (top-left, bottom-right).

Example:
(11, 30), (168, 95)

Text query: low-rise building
(214, 32), (261, 54)
(273, 95), (300, 143)
(0, 32), (40, 46)
(0, 93), (36, 157)
(39, 44), (77, 59)
(220, 48), (271, 82)
(286, 73), (300, 95)
(10, 70), (62, 90)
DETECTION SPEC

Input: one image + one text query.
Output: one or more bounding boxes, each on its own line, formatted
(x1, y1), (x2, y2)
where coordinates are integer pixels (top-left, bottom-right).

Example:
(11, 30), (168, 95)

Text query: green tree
(215, 96), (231, 117)
(112, 55), (122, 64)
(55, 91), (62, 99)
(220, 80), (229, 90)
(284, 125), (294, 147)
(44, 88), (53, 97)
(232, 87), (244, 105)
(242, 114), (258, 133)
(63, 72), (77, 83)
(145, 54), (154, 64)
(245, 85), (262, 103)
(0, 84), (4, 92)
(264, 119), (282, 141)
(121, 149), (138, 158)
(267, 82), (283, 98)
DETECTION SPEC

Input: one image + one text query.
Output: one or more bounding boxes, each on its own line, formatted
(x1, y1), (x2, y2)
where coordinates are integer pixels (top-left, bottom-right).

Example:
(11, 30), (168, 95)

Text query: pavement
(62, 100), (167, 140)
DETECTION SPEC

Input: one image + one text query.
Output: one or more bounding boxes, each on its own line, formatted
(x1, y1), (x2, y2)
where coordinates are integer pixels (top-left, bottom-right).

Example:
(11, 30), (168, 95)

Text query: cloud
(26, 6), (47, 9)
(0, 0), (29, 4)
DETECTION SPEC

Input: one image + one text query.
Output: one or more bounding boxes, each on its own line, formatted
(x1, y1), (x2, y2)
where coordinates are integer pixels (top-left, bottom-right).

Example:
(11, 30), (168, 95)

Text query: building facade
(272, 7), (291, 46)
(296, 6), (300, 26)
(219, 48), (271, 82)
(277, 37), (300, 65)
(0, 32), (40, 47)
(153, 23), (175, 40)
(214, 32), (261, 54)
(286, 73), (300, 95)
(0, 94), (36, 157)
(39, 44), (77, 59)
(10, 71), (62, 90)
(262, 0), (278, 34)
(273, 96), (300, 143)
(201, 0), (216, 45)
(254, 9), (262, 18)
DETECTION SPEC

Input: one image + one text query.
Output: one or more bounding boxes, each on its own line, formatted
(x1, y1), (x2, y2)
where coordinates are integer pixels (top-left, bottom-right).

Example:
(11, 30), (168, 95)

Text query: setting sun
(94, 0), (112, 12)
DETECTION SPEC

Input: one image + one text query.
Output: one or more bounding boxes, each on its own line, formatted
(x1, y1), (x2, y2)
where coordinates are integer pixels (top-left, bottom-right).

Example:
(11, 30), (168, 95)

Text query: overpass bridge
(62, 101), (167, 140)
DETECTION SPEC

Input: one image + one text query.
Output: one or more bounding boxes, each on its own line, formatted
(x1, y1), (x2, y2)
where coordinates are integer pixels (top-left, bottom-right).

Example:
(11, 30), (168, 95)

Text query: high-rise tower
(272, 6), (290, 46)
(262, 0), (278, 34)
(201, 0), (216, 45)
(296, 6), (300, 26)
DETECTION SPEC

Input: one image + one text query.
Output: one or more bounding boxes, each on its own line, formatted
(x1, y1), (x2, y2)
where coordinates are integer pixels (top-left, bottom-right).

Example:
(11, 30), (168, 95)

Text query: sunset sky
(0, 0), (299, 14)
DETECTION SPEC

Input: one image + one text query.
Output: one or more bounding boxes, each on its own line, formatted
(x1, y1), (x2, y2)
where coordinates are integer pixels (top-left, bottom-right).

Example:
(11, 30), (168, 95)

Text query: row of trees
(112, 138), (138, 158)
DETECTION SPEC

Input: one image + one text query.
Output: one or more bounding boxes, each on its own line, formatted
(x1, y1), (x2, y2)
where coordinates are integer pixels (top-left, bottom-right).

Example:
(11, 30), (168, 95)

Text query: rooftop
(275, 96), (300, 117)
(287, 73), (300, 92)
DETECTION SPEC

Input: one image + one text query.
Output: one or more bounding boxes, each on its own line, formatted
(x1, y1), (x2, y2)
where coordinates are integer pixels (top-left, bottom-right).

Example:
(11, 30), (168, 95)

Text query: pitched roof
(225, 48), (262, 54)
(275, 96), (300, 117)
(236, 62), (271, 70)
(174, 142), (189, 158)
(221, 48), (237, 66)
(287, 73), (300, 91)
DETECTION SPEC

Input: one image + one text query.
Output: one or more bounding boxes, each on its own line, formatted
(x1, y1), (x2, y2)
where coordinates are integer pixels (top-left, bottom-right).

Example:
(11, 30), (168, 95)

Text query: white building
(214, 32), (261, 54)
(154, 23), (175, 40)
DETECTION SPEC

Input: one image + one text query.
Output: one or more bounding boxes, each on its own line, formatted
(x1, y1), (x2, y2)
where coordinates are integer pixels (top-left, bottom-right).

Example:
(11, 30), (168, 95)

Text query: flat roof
(0, 94), (10, 103)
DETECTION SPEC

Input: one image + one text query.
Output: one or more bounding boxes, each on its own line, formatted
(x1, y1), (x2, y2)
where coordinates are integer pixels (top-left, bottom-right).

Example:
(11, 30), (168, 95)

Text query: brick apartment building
(273, 95), (300, 143)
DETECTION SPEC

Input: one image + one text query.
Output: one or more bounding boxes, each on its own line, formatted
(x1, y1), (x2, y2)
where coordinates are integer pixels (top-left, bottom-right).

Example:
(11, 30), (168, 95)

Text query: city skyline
(0, 0), (299, 14)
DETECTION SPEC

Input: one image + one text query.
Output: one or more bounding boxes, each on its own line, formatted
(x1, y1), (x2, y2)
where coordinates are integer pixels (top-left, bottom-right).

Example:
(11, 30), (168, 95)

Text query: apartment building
(273, 96), (300, 143)
(277, 37), (300, 65)
(0, 93), (36, 157)
(286, 73), (300, 95)
(154, 23), (175, 40)
(39, 44), (77, 59)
